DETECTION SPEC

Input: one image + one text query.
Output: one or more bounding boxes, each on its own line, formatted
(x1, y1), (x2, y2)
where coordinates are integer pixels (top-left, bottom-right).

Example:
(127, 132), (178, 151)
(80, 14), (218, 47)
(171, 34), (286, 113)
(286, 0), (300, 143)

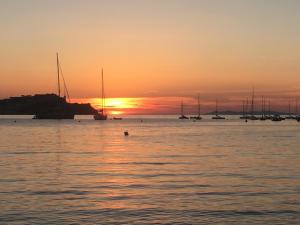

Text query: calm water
(0, 116), (300, 224)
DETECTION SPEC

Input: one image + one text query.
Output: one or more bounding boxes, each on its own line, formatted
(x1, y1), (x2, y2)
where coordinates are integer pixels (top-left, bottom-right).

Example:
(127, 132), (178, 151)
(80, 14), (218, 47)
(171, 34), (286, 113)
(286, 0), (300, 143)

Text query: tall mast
(261, 96), (264, 118)
(215, 99), (218, 116)
(181, 100), (184, 116)
(296, 98), (298, 115)
(245, 97), (249, 116)
(288, 98), (291, 116)
(101, 68), (105, 114)
(56, 53), (61, 97)
(198, 95), (201, 117)
(251, 87), (254, 117)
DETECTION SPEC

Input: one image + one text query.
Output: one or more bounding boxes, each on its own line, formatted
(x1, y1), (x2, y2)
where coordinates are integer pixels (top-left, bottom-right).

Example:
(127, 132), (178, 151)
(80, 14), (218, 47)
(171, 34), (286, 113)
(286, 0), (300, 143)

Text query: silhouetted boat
(212, 99), (225, 119)
(271, 115), (285, 121)
(260, 96), (266, 120)
(285, 99), (294, 119)
(94, 68), (107, 120)
(113, 117), (122, 120)
(33, 53), (75, 119)
(190, 95), (202, 120)
(179, 101), (188, 119)
(248, 88), (259, 120)
(240, 98), (250, 119)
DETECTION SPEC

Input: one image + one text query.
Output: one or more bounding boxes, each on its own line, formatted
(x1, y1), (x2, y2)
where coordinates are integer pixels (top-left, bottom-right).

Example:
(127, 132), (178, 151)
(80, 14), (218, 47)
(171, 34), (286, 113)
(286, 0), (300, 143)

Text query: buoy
(245, 119), (248, 123)
(124, 131), (129, 136)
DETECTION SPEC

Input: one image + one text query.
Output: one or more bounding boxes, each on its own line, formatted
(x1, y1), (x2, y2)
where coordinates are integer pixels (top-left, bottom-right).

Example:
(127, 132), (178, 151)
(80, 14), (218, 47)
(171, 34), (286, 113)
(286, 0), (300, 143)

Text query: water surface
(0, 116), (299, 224)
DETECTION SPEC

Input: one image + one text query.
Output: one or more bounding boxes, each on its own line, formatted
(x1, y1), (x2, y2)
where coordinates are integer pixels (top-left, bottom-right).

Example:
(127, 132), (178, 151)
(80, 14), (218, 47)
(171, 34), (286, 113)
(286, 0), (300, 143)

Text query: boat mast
(242, 100), (245, 117)
(288, 98), (291, 116)
(296, 98), (298, 115)
(198, 95), (201, 117)
(56, 53), (61, 97)
(101, 68), (105, 114)
(261, 96), (264, 118)
(251, 87), (254, 117)
(215, 99), (218, 116)
(181, 100), (184, 116)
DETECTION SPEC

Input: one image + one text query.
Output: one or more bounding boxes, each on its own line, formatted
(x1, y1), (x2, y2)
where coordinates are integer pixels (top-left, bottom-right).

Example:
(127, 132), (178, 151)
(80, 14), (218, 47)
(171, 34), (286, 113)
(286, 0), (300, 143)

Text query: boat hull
(94, 113), (107, 120)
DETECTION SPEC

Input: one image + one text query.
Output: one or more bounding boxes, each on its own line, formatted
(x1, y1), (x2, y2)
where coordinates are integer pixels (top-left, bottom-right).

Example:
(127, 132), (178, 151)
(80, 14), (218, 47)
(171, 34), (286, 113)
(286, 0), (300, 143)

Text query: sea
(0, 115), (299, 224)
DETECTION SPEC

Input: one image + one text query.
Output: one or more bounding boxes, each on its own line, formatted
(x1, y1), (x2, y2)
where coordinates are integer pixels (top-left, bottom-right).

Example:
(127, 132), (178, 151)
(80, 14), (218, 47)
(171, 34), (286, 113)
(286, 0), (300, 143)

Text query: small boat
(284, 99), (295, 119)
(212, 99), (225, 120)
(94, 68), (107, 120)
(240, 98), (249, 119)
(113, 117), (122, 120)
(259, 96), (266, 120)
(179, 101), (189, 119)
(190, 95), (202, 120)
(271, 115), (285, 121)
(33, 53), (75, 120)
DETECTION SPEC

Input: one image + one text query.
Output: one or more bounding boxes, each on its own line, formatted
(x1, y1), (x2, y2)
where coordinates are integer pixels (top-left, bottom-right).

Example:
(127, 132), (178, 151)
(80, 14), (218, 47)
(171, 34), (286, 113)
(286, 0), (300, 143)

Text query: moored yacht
(94, 68), (107, 120)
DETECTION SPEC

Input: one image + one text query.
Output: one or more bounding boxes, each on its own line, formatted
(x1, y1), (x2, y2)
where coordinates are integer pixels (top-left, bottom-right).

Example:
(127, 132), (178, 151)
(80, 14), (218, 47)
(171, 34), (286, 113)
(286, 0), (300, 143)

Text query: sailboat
(249, 87), (259, 120)
(178, 101), (188, 119)
(285, 98), (294, 119)
(240, 98), (249, 119)
(260, 96), (266, 120)
(94, 68), (107, 120)
(212, 99), (225, 119)
(33, 53), (75, 119)
(190, 95), (202, 120)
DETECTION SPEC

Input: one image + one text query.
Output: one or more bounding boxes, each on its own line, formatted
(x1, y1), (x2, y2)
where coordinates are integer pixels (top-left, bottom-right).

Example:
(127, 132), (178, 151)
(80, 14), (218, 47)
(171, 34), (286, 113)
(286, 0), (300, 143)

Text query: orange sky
(1, 0), (300, 114)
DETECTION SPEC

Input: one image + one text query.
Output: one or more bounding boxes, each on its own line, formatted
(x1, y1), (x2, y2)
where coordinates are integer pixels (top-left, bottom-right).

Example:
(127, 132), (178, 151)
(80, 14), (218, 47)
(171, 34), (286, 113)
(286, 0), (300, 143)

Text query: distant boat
(94, 68), (107, 120)
(249, 87), (259, 120)
(178, 101), (188, 119)
(260, 96), (266, 120)
(285, 99), (294, 119)
(271, 114), (285, 122)
(212, 99), (225, 120)
(190, 95), (202, 120)
(240, 98), (249, 119)
(33, 53), (75, 120)
(113, 117), (122, 120)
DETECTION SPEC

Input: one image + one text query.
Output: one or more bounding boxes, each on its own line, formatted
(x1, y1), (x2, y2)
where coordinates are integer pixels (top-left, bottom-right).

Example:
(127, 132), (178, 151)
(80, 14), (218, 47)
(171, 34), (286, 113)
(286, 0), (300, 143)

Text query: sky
(1, 0), (300, 114)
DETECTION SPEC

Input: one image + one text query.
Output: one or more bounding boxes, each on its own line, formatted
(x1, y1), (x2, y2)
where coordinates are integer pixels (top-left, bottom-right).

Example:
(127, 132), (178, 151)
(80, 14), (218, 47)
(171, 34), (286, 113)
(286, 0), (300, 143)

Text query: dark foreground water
(0, 116), (300, 224)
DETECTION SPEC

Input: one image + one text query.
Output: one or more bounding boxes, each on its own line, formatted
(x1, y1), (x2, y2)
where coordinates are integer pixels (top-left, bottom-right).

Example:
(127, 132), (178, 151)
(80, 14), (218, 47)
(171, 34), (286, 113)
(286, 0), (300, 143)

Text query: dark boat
(271, 115), (285, 121)
(190, 95), (202, 120)
(113, 117), (122, 120)
(178, 101), (189, 119)
(33, 53), (75, 120)
(240, 98), (249, 119)
(212, 99), (225, 120)
(248, 87), (259, 120)
(260, 96), (266, 120)
(285, 99), (294, 119)
(94, 68), (107, 120)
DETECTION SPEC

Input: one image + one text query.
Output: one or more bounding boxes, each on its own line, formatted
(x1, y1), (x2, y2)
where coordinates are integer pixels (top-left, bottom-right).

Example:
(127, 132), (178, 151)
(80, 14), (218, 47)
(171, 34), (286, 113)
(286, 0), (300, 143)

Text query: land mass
(0, 94), (97, 115)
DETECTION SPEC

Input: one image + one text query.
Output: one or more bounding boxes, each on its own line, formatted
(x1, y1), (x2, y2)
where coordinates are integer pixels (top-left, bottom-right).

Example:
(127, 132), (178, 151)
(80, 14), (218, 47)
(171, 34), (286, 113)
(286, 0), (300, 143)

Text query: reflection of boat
(212, 99), (225, 119)
(94, 68), (107, 120)
(190, 95), (202, 120)
(179, 101), (188, 119)
(33, 53), (75, 120)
